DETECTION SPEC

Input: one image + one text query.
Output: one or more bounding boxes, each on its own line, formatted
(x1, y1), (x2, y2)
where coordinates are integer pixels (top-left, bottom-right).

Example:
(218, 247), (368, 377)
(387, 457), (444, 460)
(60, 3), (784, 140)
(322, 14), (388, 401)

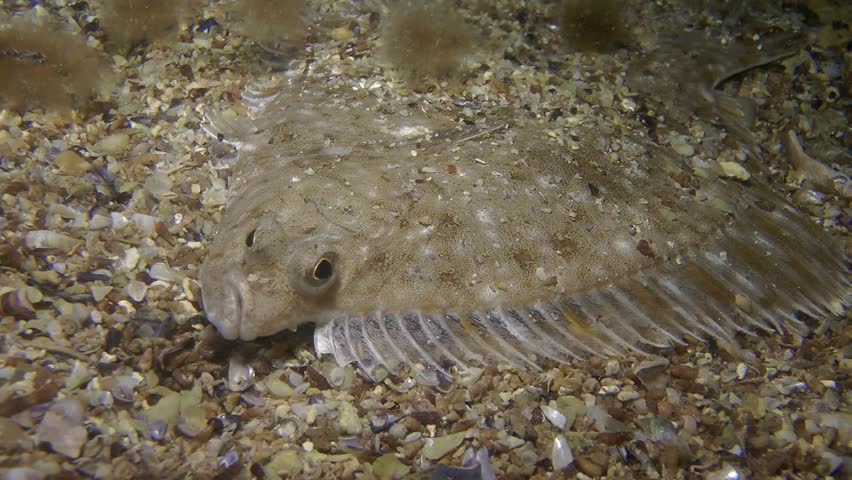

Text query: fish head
(199, 198), (345, 341)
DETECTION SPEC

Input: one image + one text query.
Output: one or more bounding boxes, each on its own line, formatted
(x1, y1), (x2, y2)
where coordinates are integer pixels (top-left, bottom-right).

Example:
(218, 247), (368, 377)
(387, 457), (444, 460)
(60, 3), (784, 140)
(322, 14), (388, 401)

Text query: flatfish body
(198, 78), (848, 383)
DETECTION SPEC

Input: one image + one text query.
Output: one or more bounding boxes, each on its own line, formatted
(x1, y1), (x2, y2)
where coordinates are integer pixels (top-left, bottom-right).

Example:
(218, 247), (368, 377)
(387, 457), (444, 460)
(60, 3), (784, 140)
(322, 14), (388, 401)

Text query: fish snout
(202, 274), (256, 341)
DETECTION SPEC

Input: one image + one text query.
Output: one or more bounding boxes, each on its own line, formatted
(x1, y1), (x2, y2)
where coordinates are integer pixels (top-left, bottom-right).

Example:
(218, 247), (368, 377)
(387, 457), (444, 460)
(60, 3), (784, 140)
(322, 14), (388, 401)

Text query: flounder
(199, 27), (848, 385)
(199, 84), (847, 384)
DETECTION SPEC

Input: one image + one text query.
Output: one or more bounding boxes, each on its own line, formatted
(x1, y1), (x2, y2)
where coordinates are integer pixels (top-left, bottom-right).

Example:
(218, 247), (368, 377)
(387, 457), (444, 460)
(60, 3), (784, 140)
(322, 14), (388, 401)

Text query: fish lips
(202, 273), (259, 341)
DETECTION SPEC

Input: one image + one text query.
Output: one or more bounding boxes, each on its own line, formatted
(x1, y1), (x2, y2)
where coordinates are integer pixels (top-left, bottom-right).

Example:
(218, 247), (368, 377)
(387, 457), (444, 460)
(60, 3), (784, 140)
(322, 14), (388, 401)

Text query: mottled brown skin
(200, 89), (737, 341)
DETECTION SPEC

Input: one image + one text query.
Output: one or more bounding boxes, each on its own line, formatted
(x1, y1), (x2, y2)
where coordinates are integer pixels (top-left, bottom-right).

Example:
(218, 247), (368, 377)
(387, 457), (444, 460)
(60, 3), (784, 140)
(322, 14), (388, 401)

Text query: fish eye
(313, 258), (334, 281)
(290, 251), (340, 296)
(245, 229), (256, 247)
(305, 253), (337, 287)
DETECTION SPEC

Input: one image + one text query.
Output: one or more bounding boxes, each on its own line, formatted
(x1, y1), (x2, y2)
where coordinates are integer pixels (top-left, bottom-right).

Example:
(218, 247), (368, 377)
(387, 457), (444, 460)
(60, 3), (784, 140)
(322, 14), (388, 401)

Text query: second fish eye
(312, 257), (334, 281)
(245, 229), (257, 247)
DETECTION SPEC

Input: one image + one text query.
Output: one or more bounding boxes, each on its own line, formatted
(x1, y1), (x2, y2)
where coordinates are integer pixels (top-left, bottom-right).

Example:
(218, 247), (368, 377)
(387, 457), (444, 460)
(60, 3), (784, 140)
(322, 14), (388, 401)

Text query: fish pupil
(313, 258), (333, 280)
(245, 229), (256, 247)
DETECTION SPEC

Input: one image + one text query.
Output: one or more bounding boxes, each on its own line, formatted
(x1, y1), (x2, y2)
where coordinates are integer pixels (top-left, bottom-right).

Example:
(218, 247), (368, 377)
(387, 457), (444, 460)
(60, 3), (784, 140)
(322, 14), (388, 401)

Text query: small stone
(498, 434), (525, 450)
(670, 137), (695, 156)
(0, 417), (29, 451)
(551, 435), (574, 471)
(616, 388), (641, 402)
(89, 214), (112, 230)
(634, 358), (671, 390)
(35, 399), (88, 459)
(719, 161), (751, 181)
(24, 230), (78, 251)
(669, 365), (698, 380)
(743, 393), (766, 419)
(556, 396), (585, 430)
(93, 133), (130, 155)
(418, 216), (432, 226)
(126, 281), (147, 302)
(64, 361), (93, 390)
(330, 27), (353, 41)
(55, 150), (92, 174)
(266, 370), (294, 398)
(422, 431), (466, 460)
(337, 401), (362, 435)
(372, 454), (410, 480)
(89, 285), (112, 302)
(264, 450), (303, 477)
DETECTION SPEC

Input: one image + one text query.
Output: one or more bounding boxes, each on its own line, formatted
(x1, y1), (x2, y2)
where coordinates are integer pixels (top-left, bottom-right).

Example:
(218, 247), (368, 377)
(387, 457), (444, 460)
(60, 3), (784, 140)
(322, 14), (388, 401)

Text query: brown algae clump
(99, 0), (195, 50)
(558, 0), (633, 52)
(224, 0), (308, 50)
(380, 0), (478, 84)
(0, 21), (112, 110)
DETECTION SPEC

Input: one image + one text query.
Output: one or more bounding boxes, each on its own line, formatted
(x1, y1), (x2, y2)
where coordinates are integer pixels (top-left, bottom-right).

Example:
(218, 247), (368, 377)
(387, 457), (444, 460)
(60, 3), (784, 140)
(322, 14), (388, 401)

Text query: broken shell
(126, 281), (148, 302)
(92, 133), (130, 155)
(634, 357), (671, 390)
(35, 399), (87, 459)
(551, 435), (574, 471)
(228, 354), (256, 392)
(218, 448), (240, 470)
(54, 150), (92, 174)
(541, 404), (568, 430)
(0, 287), (42, 320)
(718, 161), (751, 181)
(422, 431), (466, 461)
(149, 419), (167, 442)
(24, 230), (78, 251)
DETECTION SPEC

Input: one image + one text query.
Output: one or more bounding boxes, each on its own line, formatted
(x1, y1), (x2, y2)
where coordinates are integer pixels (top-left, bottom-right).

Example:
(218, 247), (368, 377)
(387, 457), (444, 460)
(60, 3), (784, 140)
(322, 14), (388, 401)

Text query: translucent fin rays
(315, 201), (849, 384)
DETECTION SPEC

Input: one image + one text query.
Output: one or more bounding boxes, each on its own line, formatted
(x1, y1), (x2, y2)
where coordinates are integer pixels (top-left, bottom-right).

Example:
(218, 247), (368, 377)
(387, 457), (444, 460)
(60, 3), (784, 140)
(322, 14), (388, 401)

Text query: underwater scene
(0, 0), (850, 478)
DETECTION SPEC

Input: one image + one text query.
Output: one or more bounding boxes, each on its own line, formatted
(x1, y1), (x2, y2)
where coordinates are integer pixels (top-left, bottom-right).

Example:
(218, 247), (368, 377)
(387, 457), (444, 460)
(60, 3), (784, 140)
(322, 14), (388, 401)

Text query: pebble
(24, 230), (78, 251)
(719, 161), (751, 181)
(89, 285), (112, 302)
(264, 370), (293, 398)
(93, 133), (130, 155)
(372, 454), (410, 480)
(54, 150), (92, 174)
(422, 431), (466, 460)
(126, 281), (147, 302)
(35, 399), (88, 459)
(616, 388), (641, 402)
(337, 401), (362, 435)
(670, 137), (695, 156)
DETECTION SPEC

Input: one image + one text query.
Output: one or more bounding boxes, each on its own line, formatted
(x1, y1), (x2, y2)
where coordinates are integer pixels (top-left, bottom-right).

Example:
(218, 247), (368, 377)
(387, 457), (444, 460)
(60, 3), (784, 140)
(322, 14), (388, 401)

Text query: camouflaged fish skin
(198, 80), (847, 382)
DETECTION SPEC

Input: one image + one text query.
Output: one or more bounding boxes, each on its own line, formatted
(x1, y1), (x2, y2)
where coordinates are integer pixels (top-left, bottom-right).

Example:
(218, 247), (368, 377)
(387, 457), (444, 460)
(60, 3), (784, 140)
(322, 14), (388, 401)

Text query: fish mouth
(204, 274), (256, 341)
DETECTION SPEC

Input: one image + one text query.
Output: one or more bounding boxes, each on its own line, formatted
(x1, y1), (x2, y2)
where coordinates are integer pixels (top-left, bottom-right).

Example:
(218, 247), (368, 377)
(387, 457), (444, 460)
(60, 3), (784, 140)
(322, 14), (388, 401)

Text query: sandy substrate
(1, 1), (850, 479)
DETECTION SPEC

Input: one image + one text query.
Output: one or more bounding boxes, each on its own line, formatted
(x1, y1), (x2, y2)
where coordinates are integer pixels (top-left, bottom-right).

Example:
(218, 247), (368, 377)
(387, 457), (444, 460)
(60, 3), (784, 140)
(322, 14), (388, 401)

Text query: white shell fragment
(551, 435), (574, 471)
(24, 230), (78, 250)
(541, 404), (568, 430)
(126, 281), (148, 302)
